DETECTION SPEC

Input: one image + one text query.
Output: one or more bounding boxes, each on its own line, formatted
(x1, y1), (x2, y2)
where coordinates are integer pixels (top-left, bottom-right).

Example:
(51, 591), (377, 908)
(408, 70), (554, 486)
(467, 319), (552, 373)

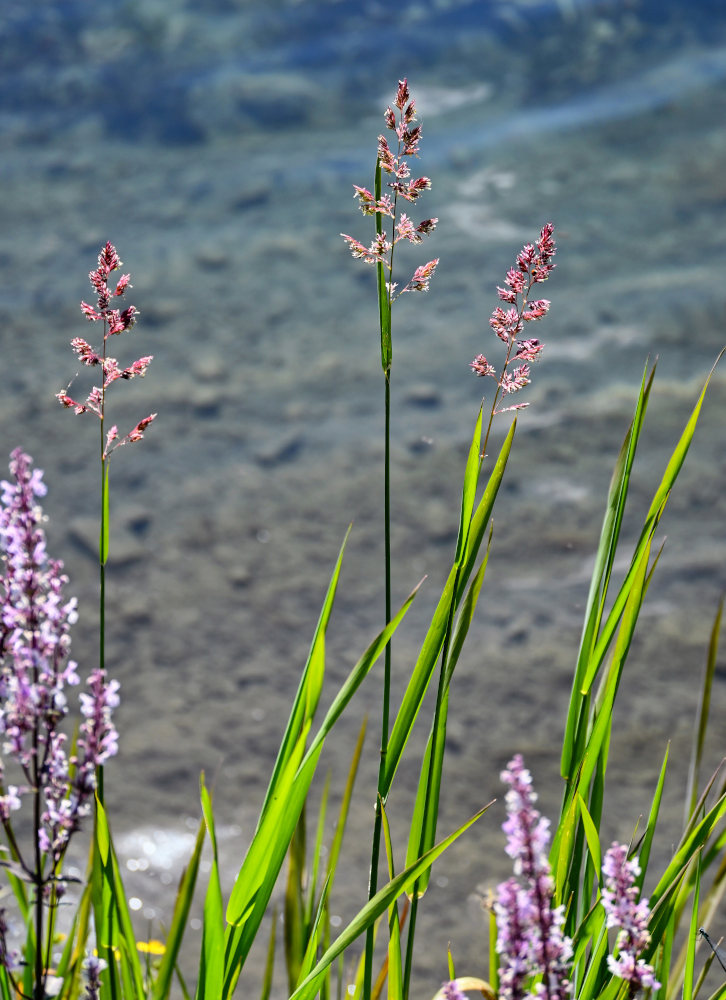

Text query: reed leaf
(195, 779), (225, 1000)
(289, 804), (493, 1000)
(151, 816), (205, 1000)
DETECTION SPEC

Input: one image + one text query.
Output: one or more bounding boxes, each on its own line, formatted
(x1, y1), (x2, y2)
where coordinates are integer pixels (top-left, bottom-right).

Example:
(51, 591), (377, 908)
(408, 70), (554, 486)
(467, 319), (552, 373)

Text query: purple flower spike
(601, 843), (660, 991)
(0, 450), (119, 866)
(495, 755), (572, 1000)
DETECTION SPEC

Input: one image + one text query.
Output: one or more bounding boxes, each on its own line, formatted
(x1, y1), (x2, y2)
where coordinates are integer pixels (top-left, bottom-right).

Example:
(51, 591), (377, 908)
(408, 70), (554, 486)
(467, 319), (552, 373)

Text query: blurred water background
(1, 0), (726, 993)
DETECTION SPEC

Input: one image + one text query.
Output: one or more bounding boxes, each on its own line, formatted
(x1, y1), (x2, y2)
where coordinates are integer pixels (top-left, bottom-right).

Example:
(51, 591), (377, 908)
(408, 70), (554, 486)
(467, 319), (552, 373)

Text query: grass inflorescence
(0, 79), (724, 1000)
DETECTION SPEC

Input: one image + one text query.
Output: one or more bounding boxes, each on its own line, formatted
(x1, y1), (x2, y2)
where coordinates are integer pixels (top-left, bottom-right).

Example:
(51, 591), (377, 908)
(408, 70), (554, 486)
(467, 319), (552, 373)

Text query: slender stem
(97, 323), (107, 806)
(363, 371), (392, 1000)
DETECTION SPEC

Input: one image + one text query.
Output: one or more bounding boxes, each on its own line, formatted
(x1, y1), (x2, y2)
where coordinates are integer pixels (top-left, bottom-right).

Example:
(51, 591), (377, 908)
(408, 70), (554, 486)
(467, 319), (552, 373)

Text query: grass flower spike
(341, 78), (438, 309)
(471, 224), (555, 418)
(495, 755), (572, 1000)
(57, 242), (156, 456)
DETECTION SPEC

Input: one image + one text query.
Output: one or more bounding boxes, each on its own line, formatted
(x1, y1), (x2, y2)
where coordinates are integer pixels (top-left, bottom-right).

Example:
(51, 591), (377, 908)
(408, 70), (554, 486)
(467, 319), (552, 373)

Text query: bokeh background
(1, 0), (726, 993)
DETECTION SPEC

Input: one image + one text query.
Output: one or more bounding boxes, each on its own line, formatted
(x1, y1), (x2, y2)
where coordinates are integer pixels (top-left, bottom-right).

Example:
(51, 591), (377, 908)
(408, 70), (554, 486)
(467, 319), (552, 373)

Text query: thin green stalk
(364, 372), (392, 1000)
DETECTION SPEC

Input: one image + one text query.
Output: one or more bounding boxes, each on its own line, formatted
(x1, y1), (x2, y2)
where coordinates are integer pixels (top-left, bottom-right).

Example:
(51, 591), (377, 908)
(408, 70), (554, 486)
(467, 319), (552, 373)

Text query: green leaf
(685, 598), (724, 825)
(289, 804), (493, 1000)
(375, 158), (392, 375)
(383, 427), (514, 795)
(454, 407), (482, 564)
(100, 460), (110, 566)
(222, 587), (418, 997)
(561, 363), (653, 782)
(195, 779), (225, 1000)
(152, 816), (205, 1000)
(260, 528), (350, 821)
(683, 854), (702, 1000)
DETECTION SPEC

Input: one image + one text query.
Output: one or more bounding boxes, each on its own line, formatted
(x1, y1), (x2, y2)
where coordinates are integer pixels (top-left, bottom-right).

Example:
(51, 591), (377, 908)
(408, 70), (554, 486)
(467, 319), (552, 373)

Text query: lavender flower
(82, 955), (106, 1000)
(0, 449), (119, 867)
(601, 843), (660, 991)
(495, 755), (572, 1000)
(470, 225), (555, 415)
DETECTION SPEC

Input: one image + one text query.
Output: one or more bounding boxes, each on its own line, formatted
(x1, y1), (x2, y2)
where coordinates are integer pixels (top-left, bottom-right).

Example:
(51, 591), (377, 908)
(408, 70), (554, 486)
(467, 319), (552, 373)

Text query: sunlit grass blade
(383, 425), (514, 796)
(261, 527), (351, 820)
(454, 406), (482, 564)
(375, 157), (391, 375)
(561, 361), (654, 783)
(91, 796), (146, 1000)
(686, 598), (724, 825)
(635, 744), (669, 894)
(648, 794), (726, 950)
(305, 773), (330, 931)
(195, 778), (225, 1000)
(380, 801), (403, 1000)
(289, 804), (494, 1000)
(222, 585), (420, 997)
(285, 811), (307, 994)
(100, 461), (110, 566)
(683, 856), (703, 1000)
(260, 906), (277, 1000)
(151, 816), (205, 1000)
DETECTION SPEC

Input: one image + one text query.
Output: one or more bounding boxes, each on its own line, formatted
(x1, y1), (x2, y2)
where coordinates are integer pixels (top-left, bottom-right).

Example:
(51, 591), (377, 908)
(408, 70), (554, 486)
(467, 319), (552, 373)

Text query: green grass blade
(458, 422), (515, 599)
(92, 797), (146, 1000)
(260, 527), (350, 820)
(285, 814), (307, 994)
(683, 856), (702, 1000)
(375, 158), (392, 375)
(289, 804), (493, 1000)
(381, 801), (403, 1000)
(322, 718), (367, 903)
(100, 461), (110, 565)
(195, 778), (225, 1000)
(260, 907), (277, 1000)
(222, 590), (418, 997)
(383, 429), (514, 796)
(561, 363), (654, 782)
(648, 794), (726, 946)
(686, 598), (724, 825)
(306, 776), (329, 928)
(151, 816), (205, 1000)
(403, 546), (490, 895)
(454, 407), (483, 564)
(635, 744), (669, 893)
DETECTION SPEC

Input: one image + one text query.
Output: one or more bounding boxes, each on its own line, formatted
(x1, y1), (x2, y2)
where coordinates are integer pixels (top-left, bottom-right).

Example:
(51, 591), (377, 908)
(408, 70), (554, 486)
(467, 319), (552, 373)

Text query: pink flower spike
(384, 106), (396, 130)
(515, 338), (544, 362)
(396, 213), (420, 244)
(80, 301), (101, 322)
(494, 402), (530, 414)
(56, 389), (84, 414)
(127, 413), (157, 443)
(71, 338), (100, 366)
(416, 218), (437, 235)
(121, 356), (153, 380)
(395, 78), (410, 111)
(113, 274), (131, 296)
(500, 364), (531, 395)
(523, 299), (550, 321)
(402, 258), (439, 293)
(105, 426), (118, 452)
(470, 354), (496, 378)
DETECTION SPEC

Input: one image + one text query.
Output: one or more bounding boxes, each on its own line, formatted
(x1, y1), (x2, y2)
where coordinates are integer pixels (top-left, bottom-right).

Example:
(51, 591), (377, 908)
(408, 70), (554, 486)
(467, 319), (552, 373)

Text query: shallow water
(1, 0), (726, 994)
